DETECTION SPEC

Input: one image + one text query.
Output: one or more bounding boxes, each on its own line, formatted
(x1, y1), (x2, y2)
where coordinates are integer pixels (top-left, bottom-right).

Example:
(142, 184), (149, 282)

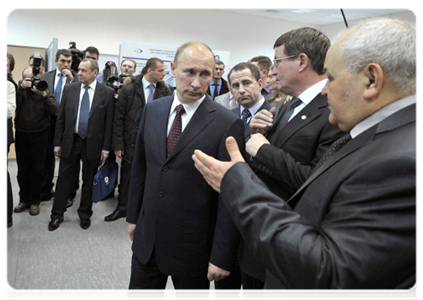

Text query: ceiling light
(325, 14), (347, 19)
(289, 9), (317, 14)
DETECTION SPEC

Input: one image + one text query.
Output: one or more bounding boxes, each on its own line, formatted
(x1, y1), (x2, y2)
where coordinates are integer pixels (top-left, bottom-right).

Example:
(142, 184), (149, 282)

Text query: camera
(31, 52), (48, 91)
(69, 42), (84, 74)
(103, 61), (123, 91)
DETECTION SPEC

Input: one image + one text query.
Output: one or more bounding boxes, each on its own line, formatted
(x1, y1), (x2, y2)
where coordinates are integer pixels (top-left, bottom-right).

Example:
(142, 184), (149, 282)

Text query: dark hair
(55, 49), (72, 60)
(228, 62), (261, 85)
(7, 52), (15, 73)
(84, 46), (100, 58)
(249, 56), (272, 72)
(273, 27), (330, 75)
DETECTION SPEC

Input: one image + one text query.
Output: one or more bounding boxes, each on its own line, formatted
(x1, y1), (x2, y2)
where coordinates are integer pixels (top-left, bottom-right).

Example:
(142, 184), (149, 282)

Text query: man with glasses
(238, 27), (344, 289)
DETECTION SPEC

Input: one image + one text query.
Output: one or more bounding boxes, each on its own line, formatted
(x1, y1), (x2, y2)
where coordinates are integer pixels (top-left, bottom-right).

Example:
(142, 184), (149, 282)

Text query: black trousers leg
(214, 259), (242, 289)
(129, 252), (168, 289)
(5, 145), (13, 223)
(115, 157), (131, 212)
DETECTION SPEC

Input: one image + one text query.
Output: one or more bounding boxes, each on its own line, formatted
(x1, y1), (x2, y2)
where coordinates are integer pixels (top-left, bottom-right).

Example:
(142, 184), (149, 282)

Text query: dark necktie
(312, 133), (352, 173)
(278, 97), (302, 128)
(212, 83), (218, 99)
(55, 73), (63, 106)
(147, 84), (154, 103)
(78, 86), (90, 139)
(241, 108), (251, 126)
(167, 104), (185, 156)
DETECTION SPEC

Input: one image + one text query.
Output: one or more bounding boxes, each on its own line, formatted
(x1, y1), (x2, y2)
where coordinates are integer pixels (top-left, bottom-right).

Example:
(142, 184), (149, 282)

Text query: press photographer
(13, 65), (58, 216)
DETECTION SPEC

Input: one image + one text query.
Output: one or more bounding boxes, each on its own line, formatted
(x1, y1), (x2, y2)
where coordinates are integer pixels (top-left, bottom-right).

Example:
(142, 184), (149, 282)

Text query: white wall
(7, 9), (416, 76)
(6, 9), (313, 72)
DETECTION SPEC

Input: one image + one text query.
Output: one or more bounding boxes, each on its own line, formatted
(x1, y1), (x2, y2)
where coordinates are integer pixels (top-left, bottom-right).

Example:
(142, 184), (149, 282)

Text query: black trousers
(4, 145), (13, 223)
(15, 130), (48, 205)
(240, 270), (265, 289)
(41, 115), (56, 194)
(51, 135), (100, 220)
(129, 250), (210, 289)
(115, 156), (131, 212)
(214, 258), (242, 289)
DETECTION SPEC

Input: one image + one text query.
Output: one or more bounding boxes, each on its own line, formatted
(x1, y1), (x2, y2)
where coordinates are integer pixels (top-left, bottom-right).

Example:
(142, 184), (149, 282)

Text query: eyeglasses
(273, 55), (299, 67)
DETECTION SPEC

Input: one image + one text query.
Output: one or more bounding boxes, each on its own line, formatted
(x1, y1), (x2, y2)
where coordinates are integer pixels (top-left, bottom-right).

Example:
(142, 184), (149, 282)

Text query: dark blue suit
(127, 94), (245, 287)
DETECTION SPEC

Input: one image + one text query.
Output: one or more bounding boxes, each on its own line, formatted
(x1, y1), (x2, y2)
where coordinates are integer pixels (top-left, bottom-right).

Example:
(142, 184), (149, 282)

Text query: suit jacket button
(162, 166), (168, 172)
(159, 191), (164, 197)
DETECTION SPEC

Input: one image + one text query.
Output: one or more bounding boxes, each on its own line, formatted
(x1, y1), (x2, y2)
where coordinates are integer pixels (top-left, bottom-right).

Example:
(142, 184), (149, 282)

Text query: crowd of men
(7, 18), (415, 290)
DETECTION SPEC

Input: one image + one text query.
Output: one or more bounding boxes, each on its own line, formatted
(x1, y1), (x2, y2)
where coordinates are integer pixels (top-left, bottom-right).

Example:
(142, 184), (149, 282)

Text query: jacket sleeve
(126, 104), (148, 224)
(101, 88), (115, 152)
(221, 155), (415, 288)
(112, 86), (129, 151)
(42, 90), (58, 116)
(208, 117), (246, 271)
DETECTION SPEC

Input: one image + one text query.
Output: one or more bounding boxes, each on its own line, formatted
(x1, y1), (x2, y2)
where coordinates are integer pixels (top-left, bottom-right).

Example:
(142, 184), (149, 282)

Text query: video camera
(103, 61), (124, 92)
(31, 52), (48, 91)
(68, 42), (84, 74)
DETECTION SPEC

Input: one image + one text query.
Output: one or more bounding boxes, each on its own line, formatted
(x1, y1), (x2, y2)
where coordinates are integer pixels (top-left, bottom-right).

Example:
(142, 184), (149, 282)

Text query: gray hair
(342, 18), (416, 97)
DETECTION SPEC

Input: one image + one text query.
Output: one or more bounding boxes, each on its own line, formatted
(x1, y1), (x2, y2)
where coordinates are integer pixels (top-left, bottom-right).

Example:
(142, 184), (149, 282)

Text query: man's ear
(171, 61), (176, 76)
(298, 53), (309, 72)
(363, 63), (384, 100)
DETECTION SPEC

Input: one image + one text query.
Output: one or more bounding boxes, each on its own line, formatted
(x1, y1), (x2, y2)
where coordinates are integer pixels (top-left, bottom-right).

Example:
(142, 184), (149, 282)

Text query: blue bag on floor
(92, 160), (118, 203)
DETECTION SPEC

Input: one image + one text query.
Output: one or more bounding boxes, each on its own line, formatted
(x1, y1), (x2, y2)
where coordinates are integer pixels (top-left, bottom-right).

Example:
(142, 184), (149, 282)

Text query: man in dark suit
(229, 62), (272, 141)
(107, 57), (173, 222)
(193, 18), (415, 289)
(207, 60), (229, 100)
(48, 58), (115, 231)
(126, 41), (245, 289)
(214, 62), (272, 289)
(41, 49), (79, 202)
(239, 28), (344, 288)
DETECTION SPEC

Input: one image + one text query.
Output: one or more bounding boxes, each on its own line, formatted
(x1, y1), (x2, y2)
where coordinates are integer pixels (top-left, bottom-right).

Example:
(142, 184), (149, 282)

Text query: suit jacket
(207, 78), (230, 99)
(214, 92), (231, 109)
(42, 69), (78, 95)
(127, 94), (245, 277)
(231, 100), (272, 140)
(54, 81), (115, 161)
(240, 93), (343, 281)
(222, 103), (416, 288)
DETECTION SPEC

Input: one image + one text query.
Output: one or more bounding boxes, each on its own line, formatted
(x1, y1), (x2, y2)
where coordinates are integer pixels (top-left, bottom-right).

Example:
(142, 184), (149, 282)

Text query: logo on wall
(135, 48), (143, 54)
(215, 55), (220, 60)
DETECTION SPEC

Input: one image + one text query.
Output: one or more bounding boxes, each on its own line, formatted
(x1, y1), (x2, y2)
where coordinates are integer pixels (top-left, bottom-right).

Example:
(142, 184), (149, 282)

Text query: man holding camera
(41, 49), (79, 202)
(13, 66), (58, 216)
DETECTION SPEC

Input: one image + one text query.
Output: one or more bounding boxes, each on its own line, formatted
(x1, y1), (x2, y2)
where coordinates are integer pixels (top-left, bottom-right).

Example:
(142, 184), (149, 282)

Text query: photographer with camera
(41, 49), (79, 203)
(13, 65), (58, 216)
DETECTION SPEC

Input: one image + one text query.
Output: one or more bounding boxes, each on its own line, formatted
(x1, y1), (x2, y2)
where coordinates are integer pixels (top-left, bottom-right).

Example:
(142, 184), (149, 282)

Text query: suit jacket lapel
(271, 94), (326, 148)
(166, 96), (214, 162)
(154, 96), (174, 161)
(89, 82), (102, 119)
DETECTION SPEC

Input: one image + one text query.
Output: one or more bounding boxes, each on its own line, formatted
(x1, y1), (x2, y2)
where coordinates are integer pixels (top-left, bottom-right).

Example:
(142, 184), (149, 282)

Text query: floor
(5, 159), (234, 300)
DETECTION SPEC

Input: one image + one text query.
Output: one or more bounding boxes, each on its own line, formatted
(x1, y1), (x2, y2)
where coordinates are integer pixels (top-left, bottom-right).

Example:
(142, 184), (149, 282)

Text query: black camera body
(31, 52), (48, 91)
(103, 61), (124, 92)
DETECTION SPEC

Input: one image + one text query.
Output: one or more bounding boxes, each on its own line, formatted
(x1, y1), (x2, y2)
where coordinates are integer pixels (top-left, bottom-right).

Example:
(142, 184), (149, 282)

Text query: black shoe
(8, 216), (13, 228)
(104, 210), (126, 222)
(80, 219), (91, 230)
(14, 202), (28, 213)
(48, 216), (64, 231)
(66, 199), (73, 208)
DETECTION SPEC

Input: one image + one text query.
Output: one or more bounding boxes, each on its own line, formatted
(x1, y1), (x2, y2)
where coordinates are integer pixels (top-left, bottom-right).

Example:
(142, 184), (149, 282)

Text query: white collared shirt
(75, 80), (97, 134)
(239, 97), (265, 124)
(289, 79), (328, 122)
(350, 95), (416, 139)
(167, 93), (206, 136)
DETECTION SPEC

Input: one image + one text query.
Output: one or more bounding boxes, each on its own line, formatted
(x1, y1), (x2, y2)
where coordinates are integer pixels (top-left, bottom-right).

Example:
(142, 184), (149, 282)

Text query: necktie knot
(175, 104), (185, 116)
(241, 108), (251, 125)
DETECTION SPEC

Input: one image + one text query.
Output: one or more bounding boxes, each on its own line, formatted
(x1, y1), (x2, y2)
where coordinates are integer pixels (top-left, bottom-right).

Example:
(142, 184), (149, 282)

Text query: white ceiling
(215, 9), (410, 26)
